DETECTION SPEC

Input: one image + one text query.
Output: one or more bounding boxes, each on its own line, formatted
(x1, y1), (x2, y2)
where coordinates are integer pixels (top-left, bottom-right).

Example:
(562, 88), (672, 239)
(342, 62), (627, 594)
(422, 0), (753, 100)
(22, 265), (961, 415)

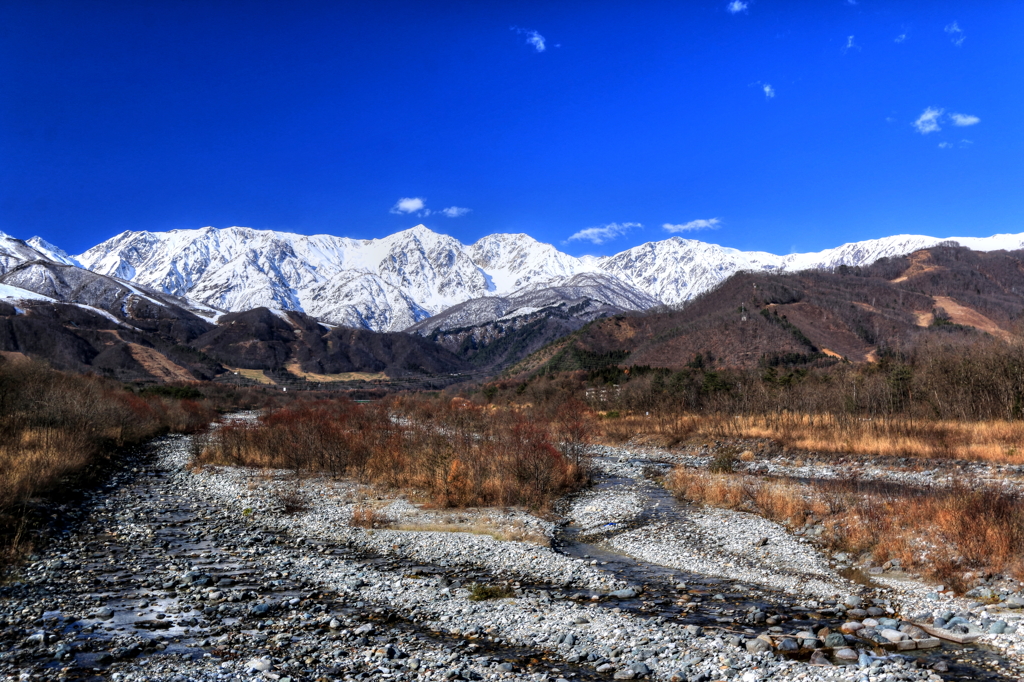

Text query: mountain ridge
(8, 225), (1024, 334)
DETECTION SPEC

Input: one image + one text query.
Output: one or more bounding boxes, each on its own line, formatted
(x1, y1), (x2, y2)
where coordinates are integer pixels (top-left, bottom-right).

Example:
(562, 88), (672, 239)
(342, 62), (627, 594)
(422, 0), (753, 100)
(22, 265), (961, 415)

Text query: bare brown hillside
(515, 244), (1024, 374)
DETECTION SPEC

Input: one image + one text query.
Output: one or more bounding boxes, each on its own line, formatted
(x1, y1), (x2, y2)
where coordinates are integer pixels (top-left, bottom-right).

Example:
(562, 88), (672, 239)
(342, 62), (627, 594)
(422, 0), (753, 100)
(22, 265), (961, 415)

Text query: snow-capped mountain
(1, 231), (58, 275)
(7, 224), (1013, 333)
(407, 272), (660, 335)
(596, 233), (1024, 305)
(76, 226), (597, 331)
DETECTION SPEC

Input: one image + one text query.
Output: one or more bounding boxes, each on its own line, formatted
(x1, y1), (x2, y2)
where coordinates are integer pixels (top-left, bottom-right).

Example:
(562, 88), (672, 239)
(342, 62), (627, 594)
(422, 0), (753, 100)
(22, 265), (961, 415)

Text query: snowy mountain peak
(26, 237), (81, 267)
(0, 223), (1006, 334)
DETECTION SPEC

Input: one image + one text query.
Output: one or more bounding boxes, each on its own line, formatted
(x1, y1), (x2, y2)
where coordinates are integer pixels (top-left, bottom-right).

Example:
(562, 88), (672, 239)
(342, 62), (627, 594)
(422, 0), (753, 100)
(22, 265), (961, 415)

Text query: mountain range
(53, 225), (1024, 333)
(512, 243), (1024, 377)
(2, 225), (1024, 382)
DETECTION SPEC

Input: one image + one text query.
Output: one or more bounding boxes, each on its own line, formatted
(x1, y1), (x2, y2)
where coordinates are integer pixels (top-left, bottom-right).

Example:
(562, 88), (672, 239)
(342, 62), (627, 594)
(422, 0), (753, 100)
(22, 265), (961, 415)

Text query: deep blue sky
(1, 1), (1021, 256)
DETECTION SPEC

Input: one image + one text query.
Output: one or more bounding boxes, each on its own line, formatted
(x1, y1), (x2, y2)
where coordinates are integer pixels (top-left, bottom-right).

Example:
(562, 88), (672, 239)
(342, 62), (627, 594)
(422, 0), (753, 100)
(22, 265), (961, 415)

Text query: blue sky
(1, 1), (1021, 257)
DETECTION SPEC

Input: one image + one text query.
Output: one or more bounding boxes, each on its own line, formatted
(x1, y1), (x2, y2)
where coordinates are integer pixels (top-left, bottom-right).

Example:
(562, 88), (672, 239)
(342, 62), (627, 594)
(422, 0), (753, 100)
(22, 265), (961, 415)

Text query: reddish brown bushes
(200, 396), (587, 510)
(0, 356), (218, 565)
(667, 466), (1024, 589)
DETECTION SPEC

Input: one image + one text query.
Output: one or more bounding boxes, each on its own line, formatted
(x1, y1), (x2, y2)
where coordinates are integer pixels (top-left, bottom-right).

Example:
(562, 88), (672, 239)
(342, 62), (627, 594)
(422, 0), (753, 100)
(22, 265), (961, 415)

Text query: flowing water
(550, 457), (1024, 682)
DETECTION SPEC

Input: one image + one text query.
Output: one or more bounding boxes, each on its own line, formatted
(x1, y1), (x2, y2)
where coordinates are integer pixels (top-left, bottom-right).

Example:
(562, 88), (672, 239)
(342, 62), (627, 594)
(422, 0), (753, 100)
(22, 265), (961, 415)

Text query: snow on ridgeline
(2, 224), (1014, 333)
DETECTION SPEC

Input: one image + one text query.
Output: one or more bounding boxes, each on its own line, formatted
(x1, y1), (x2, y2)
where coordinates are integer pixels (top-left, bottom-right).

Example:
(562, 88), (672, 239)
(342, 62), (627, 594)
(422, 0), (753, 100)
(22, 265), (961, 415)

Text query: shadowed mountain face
(405, 273), (662, 370)
(0, 260), (223, 380)
(191, 308), (469, 377)
(511, 246), (1024, 375)
(0, 261), (469, 382)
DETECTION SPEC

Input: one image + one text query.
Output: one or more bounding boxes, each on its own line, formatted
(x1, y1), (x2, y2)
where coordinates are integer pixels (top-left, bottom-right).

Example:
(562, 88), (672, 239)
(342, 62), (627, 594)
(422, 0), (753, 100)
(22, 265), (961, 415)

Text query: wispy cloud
(763, 83), (775, 99)
(727, 1), (748, 14)
(567, 222), (640, 245)
(913, 107), (943, 134)
(894, 33), (907, 43)
(843, 35), (859, 53)
(938, 142), (953, 149)
(945, 21), (965, 47)
(512, 27), (546, 52)
(950, 113), (980, 126)
(440, 206), (471, 218)
(663, 218), (721, 233)
(390, 197), (428, 215)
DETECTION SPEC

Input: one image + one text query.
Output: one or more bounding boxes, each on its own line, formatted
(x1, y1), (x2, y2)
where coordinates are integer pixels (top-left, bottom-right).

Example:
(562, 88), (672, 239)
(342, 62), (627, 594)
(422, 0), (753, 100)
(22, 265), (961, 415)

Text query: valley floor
(2, 428), (1024, 682)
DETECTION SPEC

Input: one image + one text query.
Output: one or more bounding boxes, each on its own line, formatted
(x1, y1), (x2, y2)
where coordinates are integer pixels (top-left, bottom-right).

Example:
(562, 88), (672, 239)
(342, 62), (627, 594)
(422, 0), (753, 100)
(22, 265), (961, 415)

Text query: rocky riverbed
(2, 429), (1024, 682)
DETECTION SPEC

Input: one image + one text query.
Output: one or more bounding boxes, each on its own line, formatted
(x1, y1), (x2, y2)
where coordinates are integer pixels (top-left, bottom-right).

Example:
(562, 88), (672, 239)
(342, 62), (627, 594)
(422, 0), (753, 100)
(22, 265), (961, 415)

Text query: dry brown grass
(667, 466), (1024, 591)
(198, 397), (588, 511)
(349, 504), (390, 528)
(597, 412), (1024, 464)
(0, 357), (219, 568)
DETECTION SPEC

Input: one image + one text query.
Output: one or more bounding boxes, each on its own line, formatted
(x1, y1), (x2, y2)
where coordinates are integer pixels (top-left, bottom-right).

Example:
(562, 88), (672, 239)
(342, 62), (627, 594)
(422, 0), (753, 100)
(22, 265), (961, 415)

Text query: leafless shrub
(199, 396), (587, 511)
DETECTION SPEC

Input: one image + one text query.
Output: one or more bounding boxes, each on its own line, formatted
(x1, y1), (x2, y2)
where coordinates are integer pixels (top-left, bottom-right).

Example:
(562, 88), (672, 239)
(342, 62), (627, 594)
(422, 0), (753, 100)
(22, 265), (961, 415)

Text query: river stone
(866, 607), (885, 617)
(777, 638), (799, 652)
(844, 596), (863, 608)
(630, 662), (651, 675)
(840, 622), (863, 634)
(899, 624), (927, 639)
(989, 620), (1007, 634)
(94, 607), (115, 620)
(879, 629), (906, 643)
(823, 633), (846, 648)
(809, 650), (831, 666)
(745, 637), (771, 653)
(613, 670), (636, 680)
(246, 657), (273, 672)
(835, 648), (858, 660)
(610, 588), (638, 599)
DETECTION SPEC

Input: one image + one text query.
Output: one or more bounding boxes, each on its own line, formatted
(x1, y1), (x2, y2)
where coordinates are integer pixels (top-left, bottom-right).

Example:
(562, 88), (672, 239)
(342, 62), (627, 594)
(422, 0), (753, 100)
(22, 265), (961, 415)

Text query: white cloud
(843, 35), (858, 52)
(950, 113), (980, 126)
(663, 218), (722, 233)
(440, 206), (472, 218)
(763, 83), (775, 99)
(390, 197), (427, 214)
(913, 107), (943, 134)
(945, 21), (965, 46)
(894, 33), (907, 43)
(727, 1), (748, 14)
(938, 142), (953, 149)
(512, 27), (546, 52)
(567, 222), (640, 245)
